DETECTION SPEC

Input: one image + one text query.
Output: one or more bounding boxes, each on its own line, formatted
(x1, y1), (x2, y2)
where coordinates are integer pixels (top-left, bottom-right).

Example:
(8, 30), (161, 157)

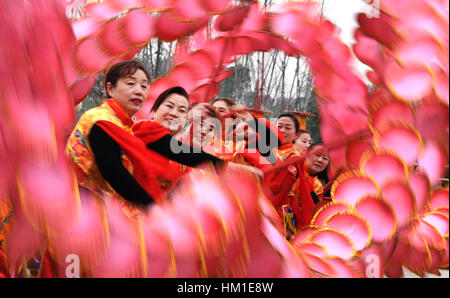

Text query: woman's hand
(230, 104), (253, 122)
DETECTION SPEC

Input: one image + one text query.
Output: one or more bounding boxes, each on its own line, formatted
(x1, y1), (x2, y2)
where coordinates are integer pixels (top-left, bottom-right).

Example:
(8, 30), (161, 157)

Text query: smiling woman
(66, 60), (161, 212)
(104, 61), (150, 117)
(151, 86), (189, 134)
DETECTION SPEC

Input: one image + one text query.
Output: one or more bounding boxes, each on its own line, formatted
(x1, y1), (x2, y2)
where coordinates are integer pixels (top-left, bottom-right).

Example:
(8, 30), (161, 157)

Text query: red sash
(96, 120), (175, 203)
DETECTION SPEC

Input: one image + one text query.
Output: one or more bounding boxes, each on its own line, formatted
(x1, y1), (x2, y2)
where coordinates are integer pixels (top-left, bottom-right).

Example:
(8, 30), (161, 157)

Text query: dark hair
(209, 97), (236, 107)
(103, 60), (151, 97)
(298, 129), (310, 136)
(278, 113), (300, 133)
(308, 142), (330, 183)
(151, 86), (189, 112)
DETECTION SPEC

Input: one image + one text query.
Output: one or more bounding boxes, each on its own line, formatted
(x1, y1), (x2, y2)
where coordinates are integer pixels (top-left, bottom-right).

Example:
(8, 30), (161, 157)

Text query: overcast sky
(321, 0), (373, 77)
(259, 0), (374, 80)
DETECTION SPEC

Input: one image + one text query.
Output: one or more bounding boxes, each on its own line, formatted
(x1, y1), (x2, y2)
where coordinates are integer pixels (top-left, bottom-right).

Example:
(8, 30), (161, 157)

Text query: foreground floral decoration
(0, 0), (448, 277)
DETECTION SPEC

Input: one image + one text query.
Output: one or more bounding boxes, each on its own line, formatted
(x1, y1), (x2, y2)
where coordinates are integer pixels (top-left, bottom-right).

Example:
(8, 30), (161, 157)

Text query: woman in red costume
(294, 129), (312, 156)
(268, 113), (303, 238)
(66, 61), (227, 213)
(132, 86), (191, 196)
(209, 98), (283, 170)
(294, 143), (331, 227)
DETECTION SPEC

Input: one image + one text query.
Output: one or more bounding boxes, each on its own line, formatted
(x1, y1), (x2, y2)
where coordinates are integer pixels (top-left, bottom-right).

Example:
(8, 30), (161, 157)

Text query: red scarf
(294, 159), (316, 227)
(95, 120), (176, 203)
(105, 99), (134, 128)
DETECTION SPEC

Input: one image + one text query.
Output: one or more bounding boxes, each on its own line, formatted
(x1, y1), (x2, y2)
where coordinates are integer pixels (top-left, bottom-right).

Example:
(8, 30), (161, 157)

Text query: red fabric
(269, 165), (297, 207)
(240, 148), (273, 170)
(267, 156), (317, 229)
(132, 120), (171, 144)
(39, 248), (56, 278)
(96, 120), (176, 203)
(256, 118), (284, 145)
(294, 160), (316, 227)
(106, 99), (134, 128)
(0, 248), (9, 278)
(131, 120), (187, 194)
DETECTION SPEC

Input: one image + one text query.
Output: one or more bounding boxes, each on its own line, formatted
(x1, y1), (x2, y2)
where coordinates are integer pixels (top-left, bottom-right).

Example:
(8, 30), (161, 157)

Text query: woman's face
(153, 93), (189, 133)
(294, 133), (312, 155)
(277, 117), (297, 145)
(106, 69), (149, 116)
(192, 117), (217, 148)
(305, 145), (330, 176)
(212, 100), (231, 118)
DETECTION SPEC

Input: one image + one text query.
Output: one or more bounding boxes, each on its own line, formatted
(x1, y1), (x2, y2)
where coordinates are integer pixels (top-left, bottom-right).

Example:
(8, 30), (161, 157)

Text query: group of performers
(66, 60), (331, 237)
(1, 60), (333, 277)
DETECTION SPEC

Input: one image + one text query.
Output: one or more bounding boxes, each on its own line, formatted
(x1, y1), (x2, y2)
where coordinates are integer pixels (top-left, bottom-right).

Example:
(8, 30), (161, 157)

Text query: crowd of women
(0, 59), (334, 277)
(66, 60), (332, 239)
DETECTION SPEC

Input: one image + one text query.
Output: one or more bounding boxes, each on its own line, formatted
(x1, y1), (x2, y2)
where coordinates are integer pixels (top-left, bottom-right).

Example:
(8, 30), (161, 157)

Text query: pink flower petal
(433, 70), (449, 105)
(48, 188), (109, 269)
(70, 76), (97, 105)
(417, 140), (447, 186)
(375, 125), (422, 166)
(188, 50), (216, 80)
(324, 212), (372, 251)
(91, 235), (146, 278)
(368, 94), (415, 131)
(346, 138), (375, 169)
(415, 102), (449, 141)
(355, 196), (397, 243)
(143, 228), (173, 277)
(270, 10), (304, 39)
(387, 238), (410, 268)
(4, 205), (46, 274)
(381, 181), (416, 229)
(74, 36), (113, 74)
(301, 252), (335, 278)
(429, 188), (449, 211)
(142, 0), (170, 11)
(427, 248), (444, 276)
(84, 1), (121, 20)
(215, 4), (248, 31)
(331, 172), (379, 207)
(307, 229), (356, 260)
(71, 18), (101, 40)
(395, 36), (443, 66)
(294, 242), (328, 258)
(291, 226), (321, 245)
(245, 235), (283, 278)
(413, 219), (446, 251)
(311, 201), (352, 227)
(384, 61), (433, 102)
(121, 9), (155, 46)
(172, 0), (206, 21)
(201, 0), (231, 14)
(408, 172), (431, 214)
(361, 152), (407, 188)
(422, 212), (449, 238)
(404, 245), (432, 277)
(352, 29), (385, 74)
(167, 63), (198, 92)
(18, 159), (80, 234)
(155, 13), (207, 42)
(189, 82), (218, 103)
(357, 12), (400, 50)
(324, 257), (363, 278)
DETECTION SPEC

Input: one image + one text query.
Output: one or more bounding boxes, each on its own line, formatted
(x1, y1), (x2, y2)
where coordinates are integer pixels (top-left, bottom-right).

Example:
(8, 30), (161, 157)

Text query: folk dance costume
(269, 143), (302, 238)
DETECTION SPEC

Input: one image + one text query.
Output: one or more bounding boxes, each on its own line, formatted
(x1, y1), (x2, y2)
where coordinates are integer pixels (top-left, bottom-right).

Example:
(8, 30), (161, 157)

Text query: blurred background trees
(77, 0), (333, 142)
